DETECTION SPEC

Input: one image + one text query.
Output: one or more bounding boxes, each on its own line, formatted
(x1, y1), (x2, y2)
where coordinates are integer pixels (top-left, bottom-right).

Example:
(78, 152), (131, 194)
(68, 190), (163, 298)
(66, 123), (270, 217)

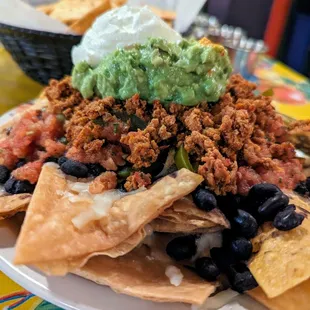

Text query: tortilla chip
(248, 280), (310, 310)
(49, 0), (109, 26)
(70, 0), (111, 34)
(109, 0), (127, 8)
(36, 3), (56, 15)
(249, 191), (310, 298)
(151, 197), (229, 233)
(148, 6), (176, 21)
(36, 228), (146, 275)
(74, 245), (215, 305)
(0, 194), (31, 220)
(15, 166), (203, 270)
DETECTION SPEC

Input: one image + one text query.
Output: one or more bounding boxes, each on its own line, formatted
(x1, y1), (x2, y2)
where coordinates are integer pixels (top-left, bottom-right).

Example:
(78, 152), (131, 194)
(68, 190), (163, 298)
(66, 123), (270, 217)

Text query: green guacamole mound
(72, 38), (232, 106)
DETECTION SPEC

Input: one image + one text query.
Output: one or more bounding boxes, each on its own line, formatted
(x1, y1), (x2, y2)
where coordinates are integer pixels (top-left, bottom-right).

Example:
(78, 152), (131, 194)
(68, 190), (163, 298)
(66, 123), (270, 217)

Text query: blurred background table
(0, 47), (43, 115)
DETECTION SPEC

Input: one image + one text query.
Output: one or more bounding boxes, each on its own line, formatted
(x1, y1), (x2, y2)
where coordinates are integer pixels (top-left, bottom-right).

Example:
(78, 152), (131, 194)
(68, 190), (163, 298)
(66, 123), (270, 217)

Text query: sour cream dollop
(71, 5), (182, 67)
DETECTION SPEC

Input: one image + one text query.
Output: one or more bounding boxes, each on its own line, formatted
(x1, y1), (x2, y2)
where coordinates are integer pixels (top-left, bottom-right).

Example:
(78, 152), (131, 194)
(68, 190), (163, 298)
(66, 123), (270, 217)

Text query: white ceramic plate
(0, 108), (266, 310)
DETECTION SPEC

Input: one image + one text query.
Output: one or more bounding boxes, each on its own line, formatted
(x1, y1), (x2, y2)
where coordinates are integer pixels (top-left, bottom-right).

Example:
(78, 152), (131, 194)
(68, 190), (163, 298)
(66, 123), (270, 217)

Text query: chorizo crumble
(0, 74), (305, 195)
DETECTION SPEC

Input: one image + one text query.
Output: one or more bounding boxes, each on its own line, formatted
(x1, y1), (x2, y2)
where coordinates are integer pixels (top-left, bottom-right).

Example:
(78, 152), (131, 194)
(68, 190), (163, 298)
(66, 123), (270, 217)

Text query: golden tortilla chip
(249, 191), (310, 298)
(0, 194), (31, 220)
(151, 197), (229, 233)
(36, 228), (146, 275)
(74, 245), (216, 305)
(109, 0), (127, 8)
(248, 280), (310, 310)
(70, 0), (111, 34)
(36, 3), (56, 15)
(148, 6), (176, 21)
(15, 166), (203, 270)
(49, 0), (109, 26)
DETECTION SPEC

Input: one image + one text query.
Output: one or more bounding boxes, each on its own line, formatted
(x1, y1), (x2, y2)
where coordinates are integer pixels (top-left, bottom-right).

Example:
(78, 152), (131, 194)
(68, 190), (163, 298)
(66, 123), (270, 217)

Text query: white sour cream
(71, 5), (182, 67)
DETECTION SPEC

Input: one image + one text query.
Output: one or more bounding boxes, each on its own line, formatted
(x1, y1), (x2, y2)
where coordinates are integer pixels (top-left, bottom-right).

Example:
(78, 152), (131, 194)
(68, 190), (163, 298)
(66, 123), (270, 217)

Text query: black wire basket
(0, 23), (82, 85)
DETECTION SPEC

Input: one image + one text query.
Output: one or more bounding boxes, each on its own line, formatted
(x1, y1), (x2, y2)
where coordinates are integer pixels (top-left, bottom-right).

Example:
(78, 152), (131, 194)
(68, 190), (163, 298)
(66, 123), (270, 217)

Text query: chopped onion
(193, 232), (223, 261)
(68, 181), (90, 193)
(72, 209), (98, 230)
(165, 265), (184, 286)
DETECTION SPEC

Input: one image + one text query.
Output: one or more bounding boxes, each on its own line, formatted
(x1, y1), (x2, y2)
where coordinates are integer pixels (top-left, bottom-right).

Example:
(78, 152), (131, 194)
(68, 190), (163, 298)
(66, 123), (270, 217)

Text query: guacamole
(72, 38), (232, 106)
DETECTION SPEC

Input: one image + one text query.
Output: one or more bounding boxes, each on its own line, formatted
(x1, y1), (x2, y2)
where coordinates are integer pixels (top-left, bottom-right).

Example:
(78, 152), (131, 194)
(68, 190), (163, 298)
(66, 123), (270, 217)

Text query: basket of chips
(0, 0), (120, 85)
(0, 22), (81, 85)
(0, 0), (176, 85)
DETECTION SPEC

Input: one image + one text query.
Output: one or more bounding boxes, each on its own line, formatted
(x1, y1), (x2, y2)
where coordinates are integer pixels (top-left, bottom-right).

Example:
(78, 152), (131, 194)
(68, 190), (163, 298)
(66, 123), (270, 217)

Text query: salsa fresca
(0, 74), (305, 197)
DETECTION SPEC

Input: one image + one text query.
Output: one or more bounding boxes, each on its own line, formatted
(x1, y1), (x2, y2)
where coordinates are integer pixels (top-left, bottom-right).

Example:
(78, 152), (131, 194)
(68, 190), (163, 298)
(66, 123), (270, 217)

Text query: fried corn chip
(36, 3), (56, 15)
(0, 194), (31, 220)
(249, 280), (310, 310)
(70, 0), (111, 34)
(74, 245), (216, 305)
(15, 166), (203, 271)
(109, 0), (127, 8)
(148, 6), (176, 21)
(249, 191), (310, 298)
(36, 228), (146, 275)
(49, 0), (109, 26)
(151, 197), (229, 233)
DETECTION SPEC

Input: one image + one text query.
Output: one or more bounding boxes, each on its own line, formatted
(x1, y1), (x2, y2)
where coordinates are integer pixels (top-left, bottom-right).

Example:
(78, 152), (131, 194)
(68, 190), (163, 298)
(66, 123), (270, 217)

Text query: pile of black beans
(0, 157), (106, 195)
(165, 183), (306, 293)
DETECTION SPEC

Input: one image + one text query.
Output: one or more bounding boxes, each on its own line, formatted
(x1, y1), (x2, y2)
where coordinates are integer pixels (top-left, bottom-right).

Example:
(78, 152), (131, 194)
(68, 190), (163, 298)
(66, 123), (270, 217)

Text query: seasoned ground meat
(124, 171), (151, 192)
(89, 171), (117, 194)
(45, 77), (84, 117)
(120, 131), (159, 168)
(227, 74), (256, 99)
(183, 108), (214, 132)
(198, 148), (238, 195)
(124, 94), (149, 121)
(6, 74), (303, 194)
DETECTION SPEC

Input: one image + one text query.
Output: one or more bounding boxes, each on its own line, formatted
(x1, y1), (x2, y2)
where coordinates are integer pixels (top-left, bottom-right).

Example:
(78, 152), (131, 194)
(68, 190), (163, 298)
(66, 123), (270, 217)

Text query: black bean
(166, 235), (197, 261)
(44, 157), (59, 164)
(217, 194), (243, 219)
(294, 181), (308, 196)
(273, 204), (305, 231)
(258, 192), (289, 220)
(227, 263), (258, 293)
(229, 237), (253, 261)
(4, 177), (35, 194)
(232, 209), (258, 239)
(193, 188), (217, 211)
(210, 247), (236, 272)
(0, 165), (10, 184)
(87, 163), (105, 177)
(195, 257), (220, 281)
(60, 159), (88, 178)
(58, 156), (67, 166)
(247, 183), (281, 209)
(306, 177), (310, 191)
(16, 159), (27, 168)
(118, 181), (127, 192)
(58, 137), (68, 145)
(142, 148), (168, 176)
